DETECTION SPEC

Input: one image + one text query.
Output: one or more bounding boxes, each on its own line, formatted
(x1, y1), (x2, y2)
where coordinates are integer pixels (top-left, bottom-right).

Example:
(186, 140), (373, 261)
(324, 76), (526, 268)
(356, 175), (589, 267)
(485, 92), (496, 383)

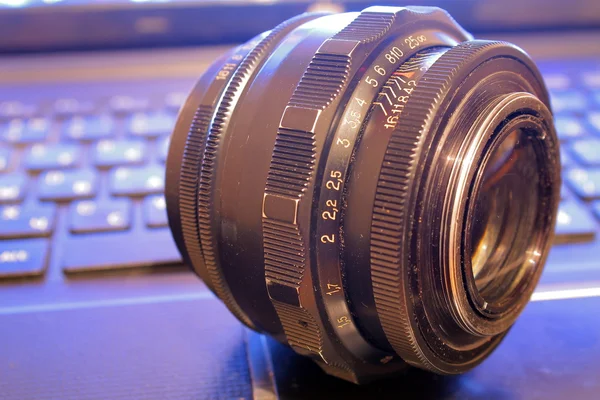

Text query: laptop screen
(0, 0), (598, 52)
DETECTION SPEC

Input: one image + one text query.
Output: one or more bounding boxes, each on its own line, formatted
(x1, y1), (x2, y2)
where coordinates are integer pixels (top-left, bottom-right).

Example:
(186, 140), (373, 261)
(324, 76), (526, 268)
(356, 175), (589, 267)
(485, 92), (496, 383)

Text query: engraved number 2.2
(326, 180), (340, 191)
(322, 210), (337, 220)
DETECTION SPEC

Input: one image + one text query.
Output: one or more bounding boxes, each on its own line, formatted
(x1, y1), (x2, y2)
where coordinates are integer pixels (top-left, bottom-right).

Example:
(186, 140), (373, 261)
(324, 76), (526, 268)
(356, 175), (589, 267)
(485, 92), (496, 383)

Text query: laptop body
(0, 1), (599, 398)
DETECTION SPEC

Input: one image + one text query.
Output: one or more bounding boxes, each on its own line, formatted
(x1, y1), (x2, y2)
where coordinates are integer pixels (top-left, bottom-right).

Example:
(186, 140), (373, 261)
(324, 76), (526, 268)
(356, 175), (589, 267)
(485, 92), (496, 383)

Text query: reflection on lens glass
(470, 127), (540, 305)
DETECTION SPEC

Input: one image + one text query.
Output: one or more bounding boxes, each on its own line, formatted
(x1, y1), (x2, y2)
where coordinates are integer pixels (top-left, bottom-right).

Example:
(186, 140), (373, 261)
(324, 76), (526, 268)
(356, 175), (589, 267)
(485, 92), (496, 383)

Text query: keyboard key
(554, 201), (597, 244)
(62, 115), (114, 141)
(566, 168), (600, 200)
(126, 111), (175, 137)
(0, 203), (55, 239)
(593, 201), (600, 220)
(54, 98), (95, 116)
(109, 95), (149, 113)
(543, 74), (571, 91)
(555, 115), (586, 141)
(589, 112), (600, 135)
(1, 118), (48, 144)
(62, 228), (181, 273)
(38, 169), (97, 201)
(0, 101), (36, 119)
(0, 148), (9, 171)
(592, 90), (600, 108)
(583, 71), (600, 89)
(0, 174), (27, 203)
(109, 165), (164, 196)
(144, 195), (167, 227)
(561, 183), (571, 200)
(93, 140), (146, 167)
(569, 139), (600, 165)
(25, 144), (80, 170)
(550, 90), (587, 113)
(158, 136), (170, 162)
(0, 238), (49, 278)
(561, 149), (575, 168)
(165, 92), (187, 110)
(69, 199), (131, 234)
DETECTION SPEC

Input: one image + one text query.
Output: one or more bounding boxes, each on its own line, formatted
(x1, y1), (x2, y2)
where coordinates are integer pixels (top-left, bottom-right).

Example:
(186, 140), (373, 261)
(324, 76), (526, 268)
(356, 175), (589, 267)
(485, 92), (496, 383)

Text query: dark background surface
(2, 283), (599, 399)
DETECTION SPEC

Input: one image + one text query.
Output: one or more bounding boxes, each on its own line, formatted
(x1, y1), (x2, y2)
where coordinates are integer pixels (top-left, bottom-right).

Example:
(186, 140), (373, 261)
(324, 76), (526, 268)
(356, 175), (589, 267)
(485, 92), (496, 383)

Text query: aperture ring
(262, 56), (350, 356)
(262, 6), (399, 360)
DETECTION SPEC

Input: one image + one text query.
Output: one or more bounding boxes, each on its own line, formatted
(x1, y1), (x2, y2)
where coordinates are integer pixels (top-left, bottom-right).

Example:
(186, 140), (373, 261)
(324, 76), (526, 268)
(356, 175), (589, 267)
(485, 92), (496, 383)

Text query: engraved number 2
(321, 234), (335, 244)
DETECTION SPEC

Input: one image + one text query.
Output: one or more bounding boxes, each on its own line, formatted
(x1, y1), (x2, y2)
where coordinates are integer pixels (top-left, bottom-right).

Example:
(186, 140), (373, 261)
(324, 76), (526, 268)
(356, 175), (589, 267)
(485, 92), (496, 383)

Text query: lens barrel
(166, 6), (560, 383)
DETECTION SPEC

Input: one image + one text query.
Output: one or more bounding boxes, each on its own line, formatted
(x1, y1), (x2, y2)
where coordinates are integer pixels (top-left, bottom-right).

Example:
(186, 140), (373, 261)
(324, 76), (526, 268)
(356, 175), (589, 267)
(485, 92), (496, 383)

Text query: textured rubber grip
(262, 7), (405, 361)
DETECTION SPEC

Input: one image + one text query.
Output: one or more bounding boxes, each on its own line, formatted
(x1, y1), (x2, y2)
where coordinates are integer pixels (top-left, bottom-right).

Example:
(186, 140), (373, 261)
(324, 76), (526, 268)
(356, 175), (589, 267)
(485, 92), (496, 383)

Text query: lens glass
(469, 127), (540, 305)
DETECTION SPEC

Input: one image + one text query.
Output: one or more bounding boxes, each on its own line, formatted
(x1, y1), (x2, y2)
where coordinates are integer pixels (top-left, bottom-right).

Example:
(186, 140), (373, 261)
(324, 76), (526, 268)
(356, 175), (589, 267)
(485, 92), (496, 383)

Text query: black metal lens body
(166, 6), (561, 384)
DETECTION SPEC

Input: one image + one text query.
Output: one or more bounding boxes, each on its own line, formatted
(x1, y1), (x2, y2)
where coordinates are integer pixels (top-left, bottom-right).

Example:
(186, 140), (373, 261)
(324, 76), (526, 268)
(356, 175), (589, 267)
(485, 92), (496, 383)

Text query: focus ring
(370, 41), (507, 372)
(262, 50), (350, 357)
(263, 7), (402, 357)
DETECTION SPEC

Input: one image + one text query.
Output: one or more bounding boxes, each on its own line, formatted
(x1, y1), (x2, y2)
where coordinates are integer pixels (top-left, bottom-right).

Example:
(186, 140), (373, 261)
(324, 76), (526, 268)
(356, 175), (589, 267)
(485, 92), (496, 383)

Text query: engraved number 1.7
(326, 283), (341, 295)
(337, 316), (351, 328)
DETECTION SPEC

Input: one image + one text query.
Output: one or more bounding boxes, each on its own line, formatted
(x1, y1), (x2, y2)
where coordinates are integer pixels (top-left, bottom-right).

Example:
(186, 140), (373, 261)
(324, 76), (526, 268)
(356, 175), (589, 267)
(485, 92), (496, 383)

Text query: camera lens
(470, 127), (539, 305)
(165, 6), (561, 383)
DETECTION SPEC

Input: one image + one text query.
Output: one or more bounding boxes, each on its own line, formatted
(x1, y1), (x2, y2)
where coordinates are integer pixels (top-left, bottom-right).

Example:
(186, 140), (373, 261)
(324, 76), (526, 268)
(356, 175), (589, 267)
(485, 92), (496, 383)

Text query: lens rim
(445, 92), (560, 336)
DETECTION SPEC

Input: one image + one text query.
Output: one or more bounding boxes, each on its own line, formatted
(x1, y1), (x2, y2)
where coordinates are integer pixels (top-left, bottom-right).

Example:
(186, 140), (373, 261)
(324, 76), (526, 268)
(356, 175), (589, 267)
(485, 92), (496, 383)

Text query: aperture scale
(261, 6), (470, 381)
(313, 47), (449, 365)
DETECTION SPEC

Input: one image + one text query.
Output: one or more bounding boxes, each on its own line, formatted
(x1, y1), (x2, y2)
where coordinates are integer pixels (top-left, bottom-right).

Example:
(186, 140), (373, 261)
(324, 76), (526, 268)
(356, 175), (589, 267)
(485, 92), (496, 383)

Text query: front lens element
(470, 127), (541, 306)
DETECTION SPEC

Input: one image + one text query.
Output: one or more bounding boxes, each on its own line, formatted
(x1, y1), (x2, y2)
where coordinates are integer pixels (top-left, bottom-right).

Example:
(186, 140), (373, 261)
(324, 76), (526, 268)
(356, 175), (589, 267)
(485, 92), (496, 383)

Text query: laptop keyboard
(545, 65), (600, 246)
(0, 61), (599, 280)
(0, 90), (186, 278)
